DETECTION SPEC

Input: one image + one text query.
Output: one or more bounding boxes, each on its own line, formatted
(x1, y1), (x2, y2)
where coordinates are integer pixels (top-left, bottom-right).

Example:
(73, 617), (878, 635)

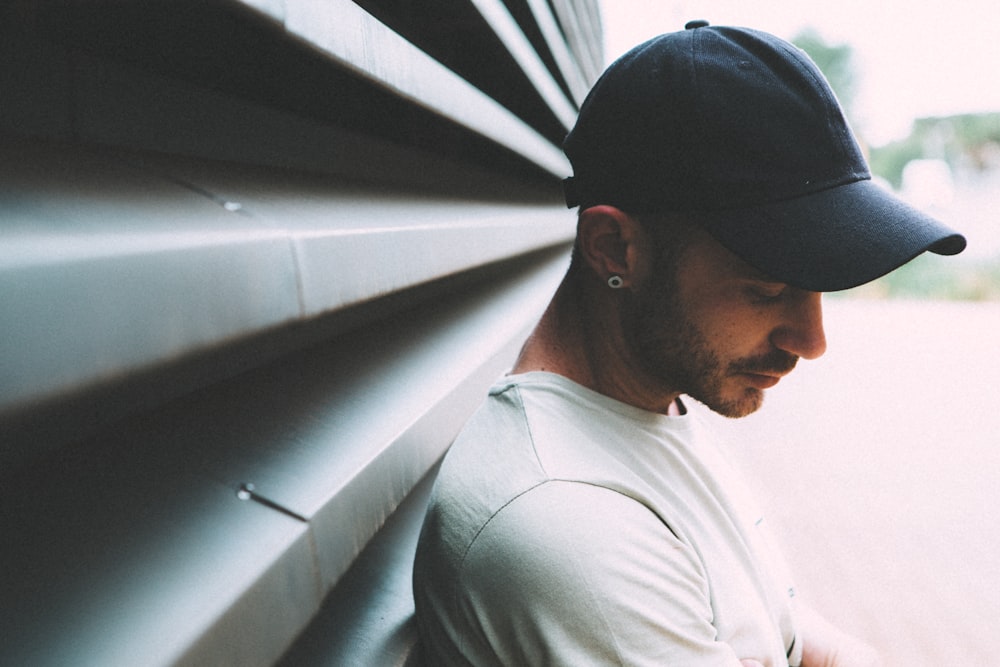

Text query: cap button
(685, 19), (710, 30)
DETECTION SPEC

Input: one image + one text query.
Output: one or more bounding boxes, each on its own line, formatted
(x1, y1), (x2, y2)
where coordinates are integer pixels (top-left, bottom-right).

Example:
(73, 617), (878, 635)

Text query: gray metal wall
(0, 1), (602, 664)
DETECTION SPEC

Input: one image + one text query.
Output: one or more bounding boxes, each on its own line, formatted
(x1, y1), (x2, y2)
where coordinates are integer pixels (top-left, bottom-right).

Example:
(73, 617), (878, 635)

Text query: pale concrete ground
(707, 298), (1000, 666)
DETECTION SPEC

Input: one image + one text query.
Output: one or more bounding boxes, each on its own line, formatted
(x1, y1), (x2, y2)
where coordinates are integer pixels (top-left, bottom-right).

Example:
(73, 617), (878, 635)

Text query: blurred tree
(870, 113), (1000, 187)
(791, 28), (1000, 188)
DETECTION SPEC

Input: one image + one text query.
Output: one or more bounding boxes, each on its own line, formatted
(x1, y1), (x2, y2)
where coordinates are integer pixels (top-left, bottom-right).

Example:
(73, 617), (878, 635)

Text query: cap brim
(701, 179), (967, 292)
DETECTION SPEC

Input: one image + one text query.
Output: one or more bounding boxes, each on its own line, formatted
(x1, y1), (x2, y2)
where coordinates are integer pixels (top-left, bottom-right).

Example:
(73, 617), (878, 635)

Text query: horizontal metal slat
(469, 0), (579, 128)
(521, 0), (592, 104)
(0, 450), (320, 667)
(0, 137), (574, 431)
(65, 52), (557, 197)
(148, 151), (574, 317)
(277, 462), (437, 666)
(276, 0), (572, 178)
(3, 3), (571, 192)
(550, 0), (605, 83)
(0, 137), (301, 414)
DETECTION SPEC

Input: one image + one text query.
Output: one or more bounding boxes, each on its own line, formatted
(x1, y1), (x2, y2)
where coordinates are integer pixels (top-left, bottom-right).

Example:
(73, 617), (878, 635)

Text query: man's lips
(739, 372), (784, 389)
(732, 352), (798, 390)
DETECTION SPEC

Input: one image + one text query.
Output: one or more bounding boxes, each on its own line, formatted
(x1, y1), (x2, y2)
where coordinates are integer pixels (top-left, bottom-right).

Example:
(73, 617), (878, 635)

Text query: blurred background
(601, 0), (1000, 300)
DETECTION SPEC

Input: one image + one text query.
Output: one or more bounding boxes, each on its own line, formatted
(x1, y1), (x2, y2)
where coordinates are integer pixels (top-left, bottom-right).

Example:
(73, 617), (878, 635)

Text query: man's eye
(748, 285), (786, 303)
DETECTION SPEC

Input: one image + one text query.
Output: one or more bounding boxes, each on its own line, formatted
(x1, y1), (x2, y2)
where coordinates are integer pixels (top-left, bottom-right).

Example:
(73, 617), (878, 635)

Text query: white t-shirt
(414, 372), (803, 666)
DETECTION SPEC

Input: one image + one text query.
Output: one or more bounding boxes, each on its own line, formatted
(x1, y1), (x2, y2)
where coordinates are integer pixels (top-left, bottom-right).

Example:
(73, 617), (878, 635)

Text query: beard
(624, 277), (798, 419)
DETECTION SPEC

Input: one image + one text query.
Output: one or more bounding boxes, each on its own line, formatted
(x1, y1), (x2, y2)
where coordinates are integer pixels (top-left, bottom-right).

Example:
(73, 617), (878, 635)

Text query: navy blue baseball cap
(563, 21), (966, 291)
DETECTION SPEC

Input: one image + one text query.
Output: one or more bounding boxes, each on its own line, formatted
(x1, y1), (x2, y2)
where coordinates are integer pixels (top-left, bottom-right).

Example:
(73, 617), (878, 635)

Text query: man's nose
(770, 290), (827, 360)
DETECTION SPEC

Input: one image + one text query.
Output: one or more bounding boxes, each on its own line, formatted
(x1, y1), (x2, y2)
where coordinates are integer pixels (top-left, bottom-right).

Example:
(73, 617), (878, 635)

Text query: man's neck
(512, 275), (682, 415)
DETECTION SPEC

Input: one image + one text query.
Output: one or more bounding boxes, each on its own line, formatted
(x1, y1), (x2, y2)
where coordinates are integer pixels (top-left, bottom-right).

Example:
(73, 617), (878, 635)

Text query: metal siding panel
(0, 249), (568, 665)
(1, 0), (601, 663)
(277, 465), (437, 667)
(0, 138), (573, 423)
(523, 0), (591, 103)
(0, 459), (319, 667)
(0, 139), (300, 414)
(141, 152), (574, 316)
(281, 0), (571, 178)
(232, 0), (287, 22)
(549, 0), (605, 82)
(469, 0), (579, 126)
(158, 250), (568, 588)
(293, 214), (572, 315)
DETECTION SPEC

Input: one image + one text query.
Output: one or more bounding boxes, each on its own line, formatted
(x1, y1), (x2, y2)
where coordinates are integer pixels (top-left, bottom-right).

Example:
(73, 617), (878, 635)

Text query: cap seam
(773, 38), (854, 167)
(688, 28), (708, 194)
(698, 172), (872, 213)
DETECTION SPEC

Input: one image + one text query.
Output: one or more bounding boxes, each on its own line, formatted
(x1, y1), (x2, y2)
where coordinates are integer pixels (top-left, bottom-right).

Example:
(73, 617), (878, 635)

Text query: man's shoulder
(434, 379), (543, 502)
(416, 478), (716, 664)
(431, 374), (634, 523)
(421, 474), (703, 602)
(465, 479), (685, 565)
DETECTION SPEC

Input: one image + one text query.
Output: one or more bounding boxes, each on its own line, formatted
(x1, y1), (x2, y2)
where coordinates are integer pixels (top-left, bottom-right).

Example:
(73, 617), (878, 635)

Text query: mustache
(730, 349), (799, 376)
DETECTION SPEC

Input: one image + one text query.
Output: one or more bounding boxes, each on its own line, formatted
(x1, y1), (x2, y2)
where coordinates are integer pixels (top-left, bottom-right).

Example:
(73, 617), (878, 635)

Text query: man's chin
(701, 388), (765, 419)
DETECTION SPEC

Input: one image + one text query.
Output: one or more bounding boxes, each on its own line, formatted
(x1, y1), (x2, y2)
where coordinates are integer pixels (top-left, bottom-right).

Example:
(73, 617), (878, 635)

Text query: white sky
(599, 1), (1000, 146)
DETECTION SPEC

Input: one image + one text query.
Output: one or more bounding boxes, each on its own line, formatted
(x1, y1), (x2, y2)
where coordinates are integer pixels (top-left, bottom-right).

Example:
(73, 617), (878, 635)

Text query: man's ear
(576, 205), (647, 287)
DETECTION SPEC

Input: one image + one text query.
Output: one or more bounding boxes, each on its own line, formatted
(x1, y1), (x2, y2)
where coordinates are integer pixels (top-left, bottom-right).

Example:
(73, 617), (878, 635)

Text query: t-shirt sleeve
(452, 480), (745, 666)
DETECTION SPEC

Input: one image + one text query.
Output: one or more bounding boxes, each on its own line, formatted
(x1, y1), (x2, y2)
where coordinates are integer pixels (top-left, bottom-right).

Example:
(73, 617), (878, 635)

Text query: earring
(607, 275), (624, 289)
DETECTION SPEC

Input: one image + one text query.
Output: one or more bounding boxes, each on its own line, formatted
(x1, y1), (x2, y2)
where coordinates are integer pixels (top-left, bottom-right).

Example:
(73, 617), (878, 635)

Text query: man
(413, 21), (965, 666)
